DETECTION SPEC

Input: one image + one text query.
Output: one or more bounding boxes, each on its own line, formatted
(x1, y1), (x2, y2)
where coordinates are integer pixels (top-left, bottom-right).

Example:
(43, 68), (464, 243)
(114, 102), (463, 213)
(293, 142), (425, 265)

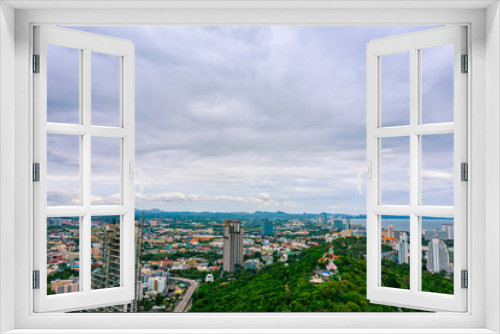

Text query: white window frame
(33, 25), (136, 312)
(365, 26), (468, 312)
(0, 2), (499, 334)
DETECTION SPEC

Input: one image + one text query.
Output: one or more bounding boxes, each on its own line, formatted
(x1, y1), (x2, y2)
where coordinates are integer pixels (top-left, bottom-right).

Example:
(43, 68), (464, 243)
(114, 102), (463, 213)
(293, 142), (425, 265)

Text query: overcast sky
(46, 26), (454, 214)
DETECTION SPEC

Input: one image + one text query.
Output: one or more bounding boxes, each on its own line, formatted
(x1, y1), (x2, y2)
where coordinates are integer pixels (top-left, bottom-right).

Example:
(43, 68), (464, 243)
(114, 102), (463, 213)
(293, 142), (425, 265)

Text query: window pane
(91, 137), (121, 205)
(381, 136), (410, 205)
(47, 217), (80, 295)
(421, 133), (454, 206)
(421, 217), (454, 294)
(421, 45), (454, 124)
(91, 216), (121, 290)
(47, 45), (80, 124)
(47, 134), (80, 206)
(91, 52), (121, 127)
(381, 216), (410, 290)
(381, 52), (410, 127)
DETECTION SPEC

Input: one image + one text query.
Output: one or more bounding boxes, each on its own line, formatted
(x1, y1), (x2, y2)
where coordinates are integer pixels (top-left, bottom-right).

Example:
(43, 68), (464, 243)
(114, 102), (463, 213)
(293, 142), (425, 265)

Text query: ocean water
(350, 218), (453, 232)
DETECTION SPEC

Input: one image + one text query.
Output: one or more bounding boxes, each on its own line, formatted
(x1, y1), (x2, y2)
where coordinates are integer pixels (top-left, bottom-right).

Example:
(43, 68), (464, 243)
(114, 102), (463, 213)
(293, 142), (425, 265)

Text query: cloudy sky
(46, 26), (454, 214)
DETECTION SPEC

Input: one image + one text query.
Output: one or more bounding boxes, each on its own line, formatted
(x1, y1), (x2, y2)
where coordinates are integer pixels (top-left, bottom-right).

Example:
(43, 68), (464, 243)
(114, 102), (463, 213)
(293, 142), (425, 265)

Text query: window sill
(3, 329), (498, 334)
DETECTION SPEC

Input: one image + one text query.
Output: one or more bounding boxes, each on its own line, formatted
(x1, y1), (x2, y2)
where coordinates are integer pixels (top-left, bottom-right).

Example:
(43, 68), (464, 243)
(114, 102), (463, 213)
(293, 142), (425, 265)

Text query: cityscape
(44, 25), (456, 313)
(46, 211), (454, 312)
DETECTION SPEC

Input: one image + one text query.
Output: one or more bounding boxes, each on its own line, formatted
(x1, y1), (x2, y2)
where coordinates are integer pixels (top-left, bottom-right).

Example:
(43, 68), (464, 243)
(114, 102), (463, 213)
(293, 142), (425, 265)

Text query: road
(172, 277), (199, 313)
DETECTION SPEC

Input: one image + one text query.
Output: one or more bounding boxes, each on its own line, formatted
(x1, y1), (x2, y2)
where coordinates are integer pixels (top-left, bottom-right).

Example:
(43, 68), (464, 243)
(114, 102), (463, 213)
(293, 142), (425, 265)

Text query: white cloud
(47, 25), (446, 213)
(136, 192), (299, 208)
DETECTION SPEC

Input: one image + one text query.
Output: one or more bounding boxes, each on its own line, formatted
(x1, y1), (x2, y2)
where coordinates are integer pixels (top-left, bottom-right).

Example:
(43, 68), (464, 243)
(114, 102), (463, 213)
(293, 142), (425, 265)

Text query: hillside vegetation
(191, 237), (413, 312)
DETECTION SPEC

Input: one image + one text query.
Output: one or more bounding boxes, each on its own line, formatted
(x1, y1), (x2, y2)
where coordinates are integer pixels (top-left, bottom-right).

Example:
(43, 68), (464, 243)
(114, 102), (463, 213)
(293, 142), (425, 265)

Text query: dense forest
(190, 236), (452, 312)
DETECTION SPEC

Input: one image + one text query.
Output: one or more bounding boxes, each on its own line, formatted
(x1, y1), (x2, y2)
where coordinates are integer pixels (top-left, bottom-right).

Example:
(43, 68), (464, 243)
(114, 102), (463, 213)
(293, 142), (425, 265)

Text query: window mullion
(81, 47), (92, 294)
(409, 47), (420, 294)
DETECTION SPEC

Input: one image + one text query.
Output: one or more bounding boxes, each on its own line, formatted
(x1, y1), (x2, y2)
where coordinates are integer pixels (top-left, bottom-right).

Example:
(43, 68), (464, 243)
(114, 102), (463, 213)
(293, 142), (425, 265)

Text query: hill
(134, 209), (366, 220)
(191, 238), (403, 312)
(190, 236), (453, 312)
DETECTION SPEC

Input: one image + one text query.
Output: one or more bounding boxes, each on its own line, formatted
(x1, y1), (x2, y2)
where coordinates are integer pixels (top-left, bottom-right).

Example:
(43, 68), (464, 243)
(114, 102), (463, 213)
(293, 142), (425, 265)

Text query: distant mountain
(134, 209), (367, 220)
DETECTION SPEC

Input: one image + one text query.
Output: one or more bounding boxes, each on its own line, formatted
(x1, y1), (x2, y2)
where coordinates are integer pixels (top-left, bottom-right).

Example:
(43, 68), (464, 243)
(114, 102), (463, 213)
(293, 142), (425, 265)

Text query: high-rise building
(223, 220), (244, 272)
(333, 219), (344, 232)
(319, 212), (327, 225)
(82, 217), (144, 313)
(140, 273), (149, 283)
(91, 220), (120, 290)
(398, 233), (409, 264)
(386, 224), (394, 238)
(261, 219), (274, 237)
(427, 238), (452, 273)
(344, 218), (351, 231)
(393, 230), (405, 239)
(441, 224), (454, 239)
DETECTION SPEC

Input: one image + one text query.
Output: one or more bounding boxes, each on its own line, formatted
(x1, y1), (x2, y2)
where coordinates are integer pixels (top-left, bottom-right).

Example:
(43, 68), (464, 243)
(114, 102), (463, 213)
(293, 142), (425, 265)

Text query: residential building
(261, 219), (274, 237)
(442, 224), (454, 239)
(398, 233), (409, 264)
(50, 279), (79, 294)
(386, 225), (394, 238)
(341, 229), (352, 238)
(318, 213), (327, 225)
(148, 277), (166, 293)
(209, 239), (223, 249)
(344, 218), (351, 231)
(244, 259), (262, 270)
(91, 220), (120, 290)
(333, 219), (344, 232)
(140, 273), (149, 283)
(222, 220), (244, 272)
(427, 238), (452, 274)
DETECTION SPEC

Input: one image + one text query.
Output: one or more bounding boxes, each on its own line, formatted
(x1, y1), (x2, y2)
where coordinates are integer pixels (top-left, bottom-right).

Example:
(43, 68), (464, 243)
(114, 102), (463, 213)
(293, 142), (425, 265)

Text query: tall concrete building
(333, 219), (344, 232)
(344, 218), (351, 231)
(261, 219), (274, 237)
(223, 220), (244, 272)
(427, 238), (452, 274)
(398, 233), (409, 264)
(91, 219), (121, 290)
(319, 212), (327, 225)
(441, 224), (454, 239)
(386, 224), (394, 238)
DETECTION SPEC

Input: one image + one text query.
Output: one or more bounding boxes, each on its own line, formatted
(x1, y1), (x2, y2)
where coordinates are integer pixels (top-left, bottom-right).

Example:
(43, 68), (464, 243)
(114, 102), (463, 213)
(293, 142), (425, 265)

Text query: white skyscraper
(344, 218), (351, 231)
(441, 224), (454, 240)
(398, 233), (409, 264)
(318, 213), (327, 225)
(427, 238), (452, 273)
